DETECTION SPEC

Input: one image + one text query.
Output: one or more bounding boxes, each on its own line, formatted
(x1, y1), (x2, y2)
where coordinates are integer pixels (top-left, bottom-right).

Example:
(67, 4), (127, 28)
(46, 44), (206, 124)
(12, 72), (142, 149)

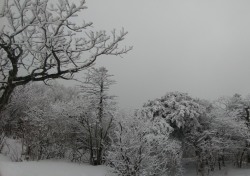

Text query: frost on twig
(0, 0), (132, 110)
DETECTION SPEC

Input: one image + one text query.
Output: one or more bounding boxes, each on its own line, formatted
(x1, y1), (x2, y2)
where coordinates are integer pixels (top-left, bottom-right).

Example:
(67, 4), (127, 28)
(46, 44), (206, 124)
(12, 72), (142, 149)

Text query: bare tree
(0, 0), (132, 111)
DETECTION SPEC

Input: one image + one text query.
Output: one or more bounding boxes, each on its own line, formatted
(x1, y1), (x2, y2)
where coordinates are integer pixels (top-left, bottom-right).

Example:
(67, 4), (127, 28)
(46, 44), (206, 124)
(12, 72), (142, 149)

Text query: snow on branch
(0, 0), (132, 111)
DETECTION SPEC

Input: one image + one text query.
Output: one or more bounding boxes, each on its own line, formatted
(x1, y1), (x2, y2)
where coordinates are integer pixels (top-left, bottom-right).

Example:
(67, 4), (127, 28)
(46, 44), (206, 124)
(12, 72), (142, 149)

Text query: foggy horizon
(62, 0), (250, 109)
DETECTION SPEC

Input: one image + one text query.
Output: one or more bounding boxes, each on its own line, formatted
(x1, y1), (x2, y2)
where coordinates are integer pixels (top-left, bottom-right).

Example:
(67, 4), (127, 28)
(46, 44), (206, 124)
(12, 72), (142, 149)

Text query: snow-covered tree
(143, 92), (206, 140)
(142, 92), (225, 175)
(0, 0), (132, 111)
(107, 111), (182, 176)
(0, 83), (81, 160)
(78, 67), (116, 165)
(212, 95), (250, 168)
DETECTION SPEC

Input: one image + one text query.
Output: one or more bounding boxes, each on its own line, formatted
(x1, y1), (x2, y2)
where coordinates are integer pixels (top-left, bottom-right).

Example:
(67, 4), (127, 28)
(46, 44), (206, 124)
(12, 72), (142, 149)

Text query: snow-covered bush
(107, 111), (183, 176)
(0, 80), (117, 163)
(0, 83), (82, 160)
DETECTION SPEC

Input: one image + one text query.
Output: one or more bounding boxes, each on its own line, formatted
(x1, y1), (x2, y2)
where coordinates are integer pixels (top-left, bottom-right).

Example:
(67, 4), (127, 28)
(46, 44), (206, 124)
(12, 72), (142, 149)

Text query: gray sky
(70, 0), (250, 109)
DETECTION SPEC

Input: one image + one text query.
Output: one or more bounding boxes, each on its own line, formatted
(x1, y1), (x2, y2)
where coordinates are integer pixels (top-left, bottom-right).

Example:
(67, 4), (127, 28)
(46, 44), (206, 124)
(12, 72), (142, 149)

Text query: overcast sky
(69, 0), (250, 109)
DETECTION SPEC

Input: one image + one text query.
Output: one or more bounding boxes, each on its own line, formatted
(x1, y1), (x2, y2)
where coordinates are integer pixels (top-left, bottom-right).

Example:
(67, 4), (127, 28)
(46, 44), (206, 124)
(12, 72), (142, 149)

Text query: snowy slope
(0, 154), (110, 176)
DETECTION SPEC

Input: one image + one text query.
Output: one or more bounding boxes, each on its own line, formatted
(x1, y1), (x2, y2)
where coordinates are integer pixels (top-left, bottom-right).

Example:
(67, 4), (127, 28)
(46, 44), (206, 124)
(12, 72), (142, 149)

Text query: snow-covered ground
(184, 167), (250, 176)
(0, 154), (109, 176)
(0, 138), (111, 176)
(183, 160), (250, 176)
(1, 154), (250, 176)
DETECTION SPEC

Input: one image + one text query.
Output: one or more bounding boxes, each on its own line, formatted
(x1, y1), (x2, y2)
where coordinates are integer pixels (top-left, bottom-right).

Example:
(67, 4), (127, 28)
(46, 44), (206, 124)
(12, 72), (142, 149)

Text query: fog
(64, 0), (250, 109)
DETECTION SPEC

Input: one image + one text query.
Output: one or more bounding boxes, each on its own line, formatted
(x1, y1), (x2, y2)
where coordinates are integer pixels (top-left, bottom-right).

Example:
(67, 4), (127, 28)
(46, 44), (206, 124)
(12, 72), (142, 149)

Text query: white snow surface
(2, 154), (250, 176)
(183, 159), (250, 176)
(0, 154), (109, 176)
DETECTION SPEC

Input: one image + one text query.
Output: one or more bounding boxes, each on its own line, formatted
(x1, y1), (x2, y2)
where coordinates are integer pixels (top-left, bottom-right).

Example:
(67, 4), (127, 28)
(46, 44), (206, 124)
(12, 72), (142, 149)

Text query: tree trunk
(247, 149), (250, 163)
(89, 148), (95, 165)
(222, 149), (225, 167)
(195, 150), (206, 176)
(0, 49), (19, 113)
(0, 84), (15, 113)
(218, 159), (221, 170)
(239, 149), (246, 168)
